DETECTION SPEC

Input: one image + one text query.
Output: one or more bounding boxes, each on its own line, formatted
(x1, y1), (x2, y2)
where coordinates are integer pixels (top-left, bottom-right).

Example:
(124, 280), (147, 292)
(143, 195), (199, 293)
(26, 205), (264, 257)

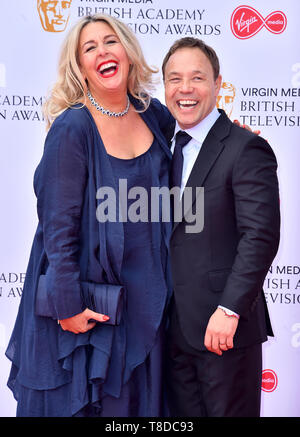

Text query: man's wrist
(218, 305), (240, 319)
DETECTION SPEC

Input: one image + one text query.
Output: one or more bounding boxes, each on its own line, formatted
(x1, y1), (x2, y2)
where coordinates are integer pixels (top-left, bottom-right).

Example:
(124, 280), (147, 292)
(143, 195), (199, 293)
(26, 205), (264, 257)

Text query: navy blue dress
(100, 142), (169, 416)
(5, 98), (174, 417)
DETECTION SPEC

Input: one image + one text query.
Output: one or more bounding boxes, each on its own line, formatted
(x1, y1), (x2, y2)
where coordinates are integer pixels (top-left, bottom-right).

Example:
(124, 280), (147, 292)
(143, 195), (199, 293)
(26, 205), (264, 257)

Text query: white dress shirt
(171, 106), (220, 196)
(171, 106), (239, 319)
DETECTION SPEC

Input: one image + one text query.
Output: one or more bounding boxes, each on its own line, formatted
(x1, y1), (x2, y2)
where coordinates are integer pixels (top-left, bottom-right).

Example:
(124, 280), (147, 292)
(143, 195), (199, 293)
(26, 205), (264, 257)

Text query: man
(163, 37), (280, 417)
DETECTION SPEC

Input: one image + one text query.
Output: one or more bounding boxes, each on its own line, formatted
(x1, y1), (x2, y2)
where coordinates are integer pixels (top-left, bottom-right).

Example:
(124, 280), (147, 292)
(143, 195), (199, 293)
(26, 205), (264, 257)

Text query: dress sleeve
(34, 112), (88, 320)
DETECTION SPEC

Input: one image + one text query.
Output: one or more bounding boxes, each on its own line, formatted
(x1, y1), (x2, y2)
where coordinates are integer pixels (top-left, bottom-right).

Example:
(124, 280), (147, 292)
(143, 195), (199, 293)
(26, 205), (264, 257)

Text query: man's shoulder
(215, 110), (259, 143)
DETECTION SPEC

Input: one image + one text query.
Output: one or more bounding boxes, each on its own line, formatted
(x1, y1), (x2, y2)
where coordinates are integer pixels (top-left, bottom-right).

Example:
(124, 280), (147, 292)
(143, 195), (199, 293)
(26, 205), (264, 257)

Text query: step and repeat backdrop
(0, 0), (299, 417)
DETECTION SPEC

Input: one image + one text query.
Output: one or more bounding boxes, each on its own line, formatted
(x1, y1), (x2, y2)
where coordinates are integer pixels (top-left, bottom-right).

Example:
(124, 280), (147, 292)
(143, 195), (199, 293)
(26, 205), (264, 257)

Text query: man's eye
(169, 78), (180, 83)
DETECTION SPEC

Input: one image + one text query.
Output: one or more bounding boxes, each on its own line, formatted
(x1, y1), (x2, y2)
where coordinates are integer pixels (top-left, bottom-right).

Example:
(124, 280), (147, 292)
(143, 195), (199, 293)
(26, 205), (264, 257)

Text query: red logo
(231, 5), (287, 39)
(261, 369), (278, 392)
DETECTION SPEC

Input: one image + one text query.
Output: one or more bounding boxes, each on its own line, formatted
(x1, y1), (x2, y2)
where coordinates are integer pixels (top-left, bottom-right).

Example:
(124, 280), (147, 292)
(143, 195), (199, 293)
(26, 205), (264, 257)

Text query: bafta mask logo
(37, 0), (72, 33)
(217, 82), (236, 118)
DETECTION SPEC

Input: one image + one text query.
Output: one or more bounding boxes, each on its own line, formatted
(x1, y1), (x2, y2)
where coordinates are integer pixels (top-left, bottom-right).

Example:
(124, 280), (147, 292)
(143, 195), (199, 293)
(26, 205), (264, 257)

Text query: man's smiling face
(164, 47), (222, 130)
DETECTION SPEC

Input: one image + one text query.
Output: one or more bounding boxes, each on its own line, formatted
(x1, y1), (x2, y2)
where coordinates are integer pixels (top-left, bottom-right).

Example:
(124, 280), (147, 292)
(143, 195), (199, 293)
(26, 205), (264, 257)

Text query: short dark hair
(162, 37), (220, 81)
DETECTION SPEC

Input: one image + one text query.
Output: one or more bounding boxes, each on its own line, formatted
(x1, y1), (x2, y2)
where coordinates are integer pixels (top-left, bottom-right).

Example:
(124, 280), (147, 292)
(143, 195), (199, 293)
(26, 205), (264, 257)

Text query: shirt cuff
(218, 305), (240, 319)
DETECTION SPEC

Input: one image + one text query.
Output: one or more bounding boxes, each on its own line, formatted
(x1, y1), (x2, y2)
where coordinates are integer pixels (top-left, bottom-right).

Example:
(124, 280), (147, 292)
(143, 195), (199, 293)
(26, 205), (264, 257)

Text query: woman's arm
(35, 112), (108, 332)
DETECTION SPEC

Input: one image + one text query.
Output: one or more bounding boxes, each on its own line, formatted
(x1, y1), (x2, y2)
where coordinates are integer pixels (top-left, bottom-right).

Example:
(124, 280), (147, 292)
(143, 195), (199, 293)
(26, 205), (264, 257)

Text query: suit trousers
(166, 307), (263, 417)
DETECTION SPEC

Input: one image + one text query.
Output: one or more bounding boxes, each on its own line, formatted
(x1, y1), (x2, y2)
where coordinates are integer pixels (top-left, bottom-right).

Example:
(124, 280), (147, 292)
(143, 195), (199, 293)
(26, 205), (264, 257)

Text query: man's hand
(204, 308), (239, 356)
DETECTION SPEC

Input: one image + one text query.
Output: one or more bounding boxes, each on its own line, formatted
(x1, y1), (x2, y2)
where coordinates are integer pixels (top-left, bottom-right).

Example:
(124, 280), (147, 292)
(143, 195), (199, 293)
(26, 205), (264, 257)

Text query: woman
(6, 14), (174, 417)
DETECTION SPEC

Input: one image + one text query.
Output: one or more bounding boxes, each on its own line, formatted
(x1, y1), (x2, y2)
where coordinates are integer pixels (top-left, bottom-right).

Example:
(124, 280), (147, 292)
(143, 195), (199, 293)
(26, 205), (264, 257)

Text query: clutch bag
(80, 281), (124, 325)
(35, 275), (124, 326)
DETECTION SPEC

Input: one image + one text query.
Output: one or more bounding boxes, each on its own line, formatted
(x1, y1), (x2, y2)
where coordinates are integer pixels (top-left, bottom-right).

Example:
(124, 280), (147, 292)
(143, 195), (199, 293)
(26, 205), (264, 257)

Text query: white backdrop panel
(0, 0), (299, 417)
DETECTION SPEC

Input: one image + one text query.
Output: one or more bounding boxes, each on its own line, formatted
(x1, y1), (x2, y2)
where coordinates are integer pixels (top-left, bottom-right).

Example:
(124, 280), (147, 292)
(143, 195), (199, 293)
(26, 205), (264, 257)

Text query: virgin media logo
(261, 369), (278, 393)
(231, 6), (287, 39)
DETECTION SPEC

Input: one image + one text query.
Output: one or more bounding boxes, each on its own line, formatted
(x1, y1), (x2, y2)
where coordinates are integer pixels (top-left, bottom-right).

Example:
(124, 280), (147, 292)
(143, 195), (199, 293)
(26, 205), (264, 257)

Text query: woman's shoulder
(148, 97), (175, 140)
(51, 104), (91, 134)
(44, 105), (93, 156)
(149, 97), (168, 114)
(149, 97), (174, 121)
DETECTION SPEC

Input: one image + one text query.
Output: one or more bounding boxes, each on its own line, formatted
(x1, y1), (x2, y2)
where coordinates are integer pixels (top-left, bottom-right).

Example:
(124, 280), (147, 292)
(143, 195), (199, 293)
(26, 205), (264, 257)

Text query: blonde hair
(43, 14), (158, 129)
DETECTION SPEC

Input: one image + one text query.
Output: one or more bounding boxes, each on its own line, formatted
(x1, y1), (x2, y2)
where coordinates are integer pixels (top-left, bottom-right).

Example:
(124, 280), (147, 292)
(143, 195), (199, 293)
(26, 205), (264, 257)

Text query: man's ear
(215, 75), (222, 97)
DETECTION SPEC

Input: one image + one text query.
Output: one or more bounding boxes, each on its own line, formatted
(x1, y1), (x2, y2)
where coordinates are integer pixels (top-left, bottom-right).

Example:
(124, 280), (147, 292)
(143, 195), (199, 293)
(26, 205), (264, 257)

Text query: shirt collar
(172, 106), (220, 144)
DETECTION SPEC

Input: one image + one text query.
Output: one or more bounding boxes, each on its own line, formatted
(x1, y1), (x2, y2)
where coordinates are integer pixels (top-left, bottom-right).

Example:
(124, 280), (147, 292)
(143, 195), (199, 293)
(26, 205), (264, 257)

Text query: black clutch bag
(35, 275), (124, 326)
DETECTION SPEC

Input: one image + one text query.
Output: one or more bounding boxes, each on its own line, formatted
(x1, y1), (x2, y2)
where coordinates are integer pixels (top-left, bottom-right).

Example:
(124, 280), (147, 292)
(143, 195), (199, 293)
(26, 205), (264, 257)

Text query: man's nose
(179, 80), (193, 93)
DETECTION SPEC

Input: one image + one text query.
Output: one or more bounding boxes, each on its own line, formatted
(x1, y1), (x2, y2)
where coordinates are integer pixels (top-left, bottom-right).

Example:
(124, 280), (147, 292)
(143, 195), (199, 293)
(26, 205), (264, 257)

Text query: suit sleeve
(35, 114), (88, 320)
(219, 135), (280, 318)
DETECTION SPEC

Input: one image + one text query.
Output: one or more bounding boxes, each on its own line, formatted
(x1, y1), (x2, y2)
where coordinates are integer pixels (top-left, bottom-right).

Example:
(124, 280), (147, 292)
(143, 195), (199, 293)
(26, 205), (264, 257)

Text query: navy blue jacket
(6, 97), (174, 415)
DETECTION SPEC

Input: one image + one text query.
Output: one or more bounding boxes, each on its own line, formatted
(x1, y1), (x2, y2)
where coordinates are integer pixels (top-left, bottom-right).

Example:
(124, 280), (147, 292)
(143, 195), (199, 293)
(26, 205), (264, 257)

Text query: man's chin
(176, 116), (199, 131)
(170, 107), (202, 130)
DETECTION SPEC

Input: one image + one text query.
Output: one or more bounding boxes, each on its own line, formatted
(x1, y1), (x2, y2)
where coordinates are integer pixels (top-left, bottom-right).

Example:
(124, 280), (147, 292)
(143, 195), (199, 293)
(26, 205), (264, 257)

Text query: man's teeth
(178, 100), (198, 108)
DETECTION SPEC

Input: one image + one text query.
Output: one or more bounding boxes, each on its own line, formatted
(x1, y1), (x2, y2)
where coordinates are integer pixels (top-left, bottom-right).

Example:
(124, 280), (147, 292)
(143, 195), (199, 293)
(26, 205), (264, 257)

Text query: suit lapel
(172, 110), (231, 235)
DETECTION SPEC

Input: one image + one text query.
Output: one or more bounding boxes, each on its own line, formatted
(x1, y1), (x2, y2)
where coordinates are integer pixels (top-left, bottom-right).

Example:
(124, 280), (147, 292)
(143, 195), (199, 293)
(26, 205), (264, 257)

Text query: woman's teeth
(98, 62), (118, 76)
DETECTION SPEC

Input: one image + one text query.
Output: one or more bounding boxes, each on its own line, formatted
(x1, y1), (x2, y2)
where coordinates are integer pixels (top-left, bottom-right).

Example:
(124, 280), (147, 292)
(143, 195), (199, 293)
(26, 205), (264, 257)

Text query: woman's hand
(59, 308), (110, 334)
(233, 119), (261, 136)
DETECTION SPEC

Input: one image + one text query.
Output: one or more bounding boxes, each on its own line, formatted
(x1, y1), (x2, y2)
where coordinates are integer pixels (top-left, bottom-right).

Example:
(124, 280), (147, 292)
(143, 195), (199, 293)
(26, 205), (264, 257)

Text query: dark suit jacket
(170, 109), (280, 351)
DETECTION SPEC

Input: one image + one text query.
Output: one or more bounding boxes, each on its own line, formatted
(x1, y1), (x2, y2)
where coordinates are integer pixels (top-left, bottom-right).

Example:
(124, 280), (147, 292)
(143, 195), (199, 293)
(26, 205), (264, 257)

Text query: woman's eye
(106, 39), (117, 45)
(85, 46), (95, 52)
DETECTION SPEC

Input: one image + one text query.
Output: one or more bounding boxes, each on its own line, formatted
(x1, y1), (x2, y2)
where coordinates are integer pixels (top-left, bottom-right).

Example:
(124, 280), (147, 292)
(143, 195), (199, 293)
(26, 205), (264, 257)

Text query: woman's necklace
(87, 90), (130, 117)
